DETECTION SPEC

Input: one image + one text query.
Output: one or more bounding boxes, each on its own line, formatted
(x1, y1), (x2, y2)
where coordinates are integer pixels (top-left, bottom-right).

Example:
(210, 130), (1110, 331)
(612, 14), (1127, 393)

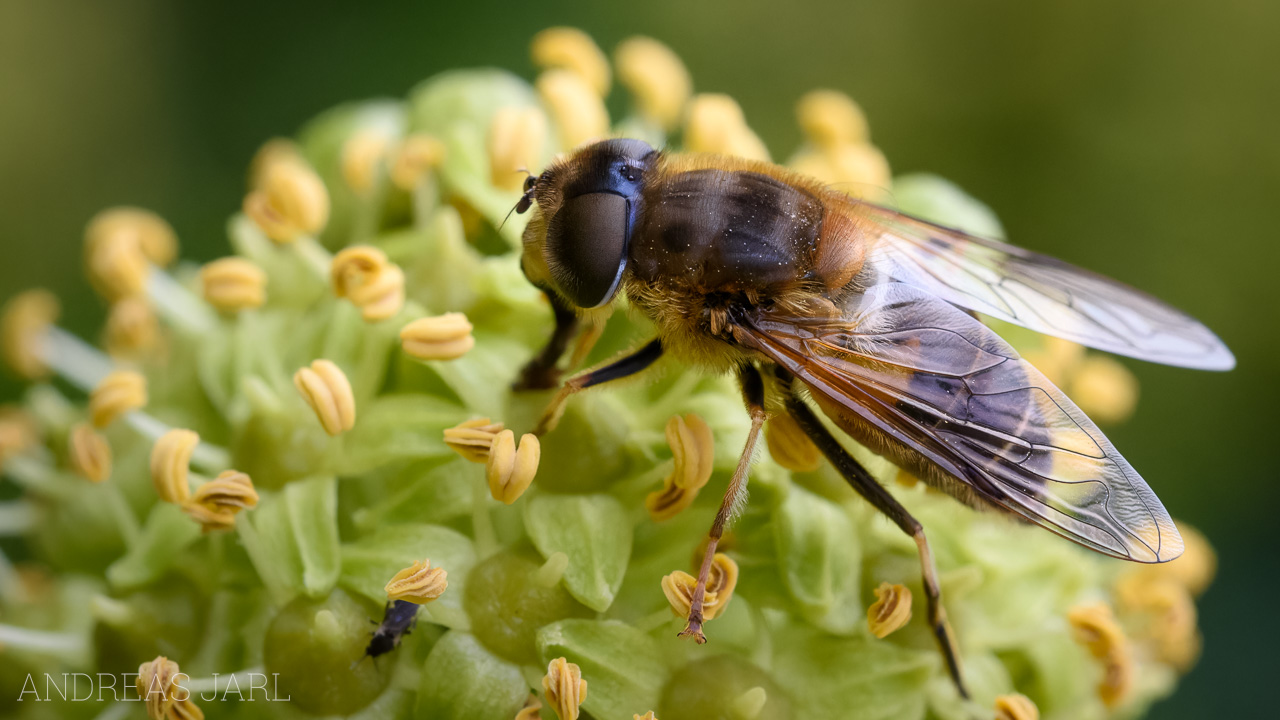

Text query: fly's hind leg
(680, 364), (767, 643)
(782, 378), (970, 699)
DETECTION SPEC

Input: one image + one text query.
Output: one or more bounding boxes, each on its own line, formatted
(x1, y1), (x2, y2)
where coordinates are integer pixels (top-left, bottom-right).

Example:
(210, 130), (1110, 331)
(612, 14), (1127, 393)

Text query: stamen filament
(41, 326), (114, 391)
(4, 454), (78, 499)
(181, 667), (265, 694)
(146, 268), (216, 334)
(0, 623), (86, 658)
(295, 235), (335, 280)
(0, 500), (35, 535)
(125, 411), (231, 471)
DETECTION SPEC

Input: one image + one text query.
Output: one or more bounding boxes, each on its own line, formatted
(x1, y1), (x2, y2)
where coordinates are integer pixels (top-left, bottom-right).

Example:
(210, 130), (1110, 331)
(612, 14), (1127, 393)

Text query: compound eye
(545, 192), (630, 308)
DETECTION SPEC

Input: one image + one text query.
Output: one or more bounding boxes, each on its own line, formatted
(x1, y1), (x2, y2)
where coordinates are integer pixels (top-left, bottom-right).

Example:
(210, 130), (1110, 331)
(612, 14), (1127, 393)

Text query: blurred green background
(1, 0), (1275, 716)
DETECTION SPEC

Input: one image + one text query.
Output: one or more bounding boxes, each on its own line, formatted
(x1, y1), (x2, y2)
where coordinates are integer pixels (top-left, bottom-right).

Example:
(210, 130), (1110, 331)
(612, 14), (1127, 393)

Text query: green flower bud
(659, 654), (791, 720)
(464, 550), (590, 665)
(263, 588), (393, 715)
(416, 630), (527, 720)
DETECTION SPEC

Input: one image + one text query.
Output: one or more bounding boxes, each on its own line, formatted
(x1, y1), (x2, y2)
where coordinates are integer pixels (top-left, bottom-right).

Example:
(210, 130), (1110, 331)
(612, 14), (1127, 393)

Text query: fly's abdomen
(630, 168), (825, 292)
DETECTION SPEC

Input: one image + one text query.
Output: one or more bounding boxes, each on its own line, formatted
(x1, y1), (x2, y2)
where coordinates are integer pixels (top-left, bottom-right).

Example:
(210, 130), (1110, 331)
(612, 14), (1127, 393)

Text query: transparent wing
(734, 281), (1183, 562)
(852, 203), (1235, 370)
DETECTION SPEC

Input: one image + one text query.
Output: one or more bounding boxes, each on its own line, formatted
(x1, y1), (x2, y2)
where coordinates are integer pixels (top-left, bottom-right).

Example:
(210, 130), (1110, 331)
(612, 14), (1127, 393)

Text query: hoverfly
(512, 138), (1234, 697)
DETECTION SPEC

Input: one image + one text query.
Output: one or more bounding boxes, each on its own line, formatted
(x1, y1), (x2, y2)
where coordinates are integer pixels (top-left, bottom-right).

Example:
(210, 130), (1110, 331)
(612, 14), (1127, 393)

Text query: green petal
(406, 68), (552, 247)
(890, 173), (1006, 240)
(773, 485), (862, 634)
(105, 502), (201, 590)
(537, 618), (670, 720)
(525, 493), (633, 612)
(286, 475), (341, 597)
(416, 630), (528, 720)
(336, 393), (461, 476)
(297, 99), (407, 248)
(340, 522), (477, 625)
(773, 624), (936, 720)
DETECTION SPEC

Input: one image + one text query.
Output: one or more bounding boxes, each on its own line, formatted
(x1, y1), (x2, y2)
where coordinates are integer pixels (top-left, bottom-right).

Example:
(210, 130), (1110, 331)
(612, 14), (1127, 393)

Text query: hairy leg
(680, 364), (767, 643)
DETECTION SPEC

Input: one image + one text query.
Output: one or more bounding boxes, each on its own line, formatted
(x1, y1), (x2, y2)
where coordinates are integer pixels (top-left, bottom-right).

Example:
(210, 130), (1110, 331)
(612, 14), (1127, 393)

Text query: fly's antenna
(499, 171), (540, 230)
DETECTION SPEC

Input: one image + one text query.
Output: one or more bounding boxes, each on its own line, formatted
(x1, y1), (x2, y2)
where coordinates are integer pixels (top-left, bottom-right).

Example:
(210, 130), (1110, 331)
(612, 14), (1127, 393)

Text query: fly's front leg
(532, 339), (664, 436)
(680, 364), (767, 643)
(782, 380), (970, 700)
(514, 289), (579, 391)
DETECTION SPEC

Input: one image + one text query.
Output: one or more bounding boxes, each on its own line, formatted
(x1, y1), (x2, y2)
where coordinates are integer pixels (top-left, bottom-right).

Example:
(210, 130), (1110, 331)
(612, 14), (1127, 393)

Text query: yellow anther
(1022, 336), (1086, 387)
(136, 655), (183, 720)
(683, 94), (770, 162)
(486, 429), (540, 504)
(330, 246), (405, 322)
(666, 413), (714, 490)
(86, 207), (178, 269)
(515, 695), (543, 720)
(537, 69), (610, 150)
(443, 417), (506, 463)
(2, 289), (60, 379)
(662, 572), (708, 619)
(542, 657), (588, 720)
(1163, 522), (1215, 597)
(1114, 520), (1214, 651)
(797, 89), (870, 148)
(0, 406), (39, 463)
(200, 257), (267, 312)
(400, 312), (475, 361)
(790, 143), (891, 201)
(86, 232), (150, 301)
(341, 130), (390, 194)
(645, 413), (714, 522)
(764, 413), (820, 472)
(531, 27), (611, 96)
(243, 156), (330, 243)
(150, 429), (199, 505)
(1122, 577), (1200, 670)
(89, 370), (148, 429)
(248, 137), (304, 189)
(705, 553), (739, 619)
(384, 558), (449, 604)
(661, 553), (737, 621)
(104, 297), (159, 357)
(489, 106), (548, 190)
(1068, 355), (1139, 425)
(893, 468), (920, 488)
(634, 713), (658, 720)
(867, 581), (913, 639)
(615, 36), (691, 129)
(170, 698), (204, 720)
(69, 422), (112, 483)
(390, 134), (447, 191)
(1067, 602), (1133, 708)
(181, 470), (259, 532)
(293, 359), (356, 436)
(994, 693), (1039, 720)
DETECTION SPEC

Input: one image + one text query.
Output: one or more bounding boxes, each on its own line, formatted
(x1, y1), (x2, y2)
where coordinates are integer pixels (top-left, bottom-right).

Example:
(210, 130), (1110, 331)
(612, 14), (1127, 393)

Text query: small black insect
(360, 599), (420, 663)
